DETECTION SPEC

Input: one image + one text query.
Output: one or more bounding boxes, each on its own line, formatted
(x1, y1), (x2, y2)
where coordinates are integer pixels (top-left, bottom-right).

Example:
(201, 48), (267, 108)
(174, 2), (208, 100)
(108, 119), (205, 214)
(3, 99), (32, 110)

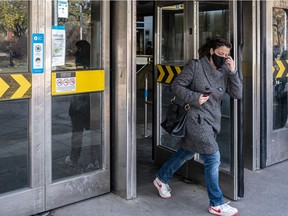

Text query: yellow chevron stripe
(276, 60), (285, 78)
(272, 65), (275, 74)
(157, 65), (165, 82)
(0, 77), (9, 97)
(175, 66), (182, 74)
(166, 66), (174, 83)
(10, 74), (31, 99)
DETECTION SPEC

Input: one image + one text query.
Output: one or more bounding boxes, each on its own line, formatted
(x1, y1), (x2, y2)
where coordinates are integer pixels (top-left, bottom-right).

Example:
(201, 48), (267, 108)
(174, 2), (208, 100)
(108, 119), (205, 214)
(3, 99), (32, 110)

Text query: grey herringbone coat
(171, 56), (242, 154)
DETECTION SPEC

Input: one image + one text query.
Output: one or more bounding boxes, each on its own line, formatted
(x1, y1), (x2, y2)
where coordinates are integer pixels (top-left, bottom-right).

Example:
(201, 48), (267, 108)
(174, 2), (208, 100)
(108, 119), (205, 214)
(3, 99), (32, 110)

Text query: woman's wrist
(229, 68), (236, 74)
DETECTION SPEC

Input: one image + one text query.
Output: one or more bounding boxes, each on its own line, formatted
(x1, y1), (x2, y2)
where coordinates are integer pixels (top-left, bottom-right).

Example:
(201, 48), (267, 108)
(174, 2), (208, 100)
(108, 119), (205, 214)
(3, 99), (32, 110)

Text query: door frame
(45, 0), (111, 210)
(0, 1), (111, 215)
(153, 0), (241, 200)
(262, 0), (288, 167)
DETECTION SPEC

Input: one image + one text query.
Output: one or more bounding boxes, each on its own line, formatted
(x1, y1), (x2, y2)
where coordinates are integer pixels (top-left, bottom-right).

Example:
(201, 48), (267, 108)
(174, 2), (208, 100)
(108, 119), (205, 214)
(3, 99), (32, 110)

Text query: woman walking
(154, 38), (242, 216)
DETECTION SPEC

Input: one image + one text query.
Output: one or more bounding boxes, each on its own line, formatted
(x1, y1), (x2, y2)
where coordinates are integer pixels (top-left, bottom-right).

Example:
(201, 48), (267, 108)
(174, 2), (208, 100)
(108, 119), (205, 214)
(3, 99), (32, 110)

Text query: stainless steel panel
(30, 0), (48, 189)
(101, 1), (111, 172)
(0, 187), (45, 216)
(265, 0), (288, 166)
(265, 1), (275, 167)
(242, 0), (261, 171)
(46, 170), (110, 210)
(111, 1), (137, 199)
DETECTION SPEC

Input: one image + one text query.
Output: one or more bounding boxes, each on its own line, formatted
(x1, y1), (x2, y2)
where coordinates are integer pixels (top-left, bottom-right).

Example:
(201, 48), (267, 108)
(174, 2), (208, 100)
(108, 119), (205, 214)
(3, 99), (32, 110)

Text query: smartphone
(203, 91), (211, 97)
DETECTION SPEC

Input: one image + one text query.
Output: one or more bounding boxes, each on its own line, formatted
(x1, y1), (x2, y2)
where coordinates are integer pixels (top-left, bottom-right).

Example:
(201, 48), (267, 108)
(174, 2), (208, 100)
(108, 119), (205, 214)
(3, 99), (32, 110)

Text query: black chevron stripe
(282, 60), (288, 78)
(157, 65), (184, 84)
(22, 74), (32, 98)
(0, 74), (32, 100)
(1, 75), (20, 99)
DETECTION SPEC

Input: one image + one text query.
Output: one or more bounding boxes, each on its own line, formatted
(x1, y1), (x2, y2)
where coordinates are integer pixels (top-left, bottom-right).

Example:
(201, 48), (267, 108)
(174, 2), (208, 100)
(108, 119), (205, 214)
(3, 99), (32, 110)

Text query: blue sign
(32, 33), (44, 74)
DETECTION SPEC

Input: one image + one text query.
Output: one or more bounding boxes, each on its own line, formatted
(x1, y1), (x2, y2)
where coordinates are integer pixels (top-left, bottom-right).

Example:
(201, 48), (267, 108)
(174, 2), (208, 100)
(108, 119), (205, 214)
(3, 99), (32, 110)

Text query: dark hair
(198, 37), (232, 58)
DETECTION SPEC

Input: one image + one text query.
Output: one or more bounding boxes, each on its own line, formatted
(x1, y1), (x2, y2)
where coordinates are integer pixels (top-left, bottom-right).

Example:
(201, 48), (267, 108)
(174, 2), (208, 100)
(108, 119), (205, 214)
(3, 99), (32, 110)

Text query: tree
(0, 0), (28, 38)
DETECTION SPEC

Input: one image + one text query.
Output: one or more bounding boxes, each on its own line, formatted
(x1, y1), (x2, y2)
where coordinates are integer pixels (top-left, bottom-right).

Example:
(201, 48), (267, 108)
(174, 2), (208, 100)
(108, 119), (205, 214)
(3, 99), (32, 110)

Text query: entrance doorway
(262, 1), (288, 167)
(135, 2), (242, 202)
(136, 1), (155, 187)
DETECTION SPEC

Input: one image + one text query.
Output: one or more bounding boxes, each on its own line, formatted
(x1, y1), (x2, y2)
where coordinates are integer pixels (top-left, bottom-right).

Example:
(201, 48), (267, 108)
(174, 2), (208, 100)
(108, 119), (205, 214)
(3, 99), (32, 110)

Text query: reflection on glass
(199, 1), (231, 170)
(160, 85), (181, 151)
(159, 4), (184, 151)
(52, 0), (101, 70)
(0, 1), (28, 73)
(0, 100), (29, 194)
(273, 8), (288, 130)
(159, 2), (231, 170)
(52, 93), (102, 181)
(199, 1), (229, 46)
(160, 4), (184, 65)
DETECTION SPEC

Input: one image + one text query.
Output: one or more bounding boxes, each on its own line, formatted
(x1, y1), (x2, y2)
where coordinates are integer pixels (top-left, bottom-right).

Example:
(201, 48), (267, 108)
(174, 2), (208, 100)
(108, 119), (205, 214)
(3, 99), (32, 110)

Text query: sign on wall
(32, 33), (44, 74)
(52, 26), (66, 66)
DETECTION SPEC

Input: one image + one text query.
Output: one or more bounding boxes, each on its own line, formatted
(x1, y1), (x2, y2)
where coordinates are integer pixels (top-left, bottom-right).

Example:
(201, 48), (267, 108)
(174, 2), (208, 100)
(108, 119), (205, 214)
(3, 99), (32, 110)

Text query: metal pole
(144, 72), (149, 137)
(54, 0), (58, 26)
(80, 4), (83, 40)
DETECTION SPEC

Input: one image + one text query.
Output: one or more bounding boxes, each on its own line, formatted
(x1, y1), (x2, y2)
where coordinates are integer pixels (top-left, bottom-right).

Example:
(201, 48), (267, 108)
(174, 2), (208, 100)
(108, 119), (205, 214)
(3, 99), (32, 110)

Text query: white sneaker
(209, 202), (238, 216)
(153, 177), (171, 199)
(86, 161), (101, 169)
(65, 156), (76, 167)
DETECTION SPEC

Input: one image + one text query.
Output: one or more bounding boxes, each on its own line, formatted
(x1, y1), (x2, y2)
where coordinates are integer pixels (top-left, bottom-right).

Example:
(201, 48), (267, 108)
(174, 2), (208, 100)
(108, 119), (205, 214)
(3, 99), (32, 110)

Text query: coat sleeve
(171, 60), (202, 107)
(226, 70), (243, 99)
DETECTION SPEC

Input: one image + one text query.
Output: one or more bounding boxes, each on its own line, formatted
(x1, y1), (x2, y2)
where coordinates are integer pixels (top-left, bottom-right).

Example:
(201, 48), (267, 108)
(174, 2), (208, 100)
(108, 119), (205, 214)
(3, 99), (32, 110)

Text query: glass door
(46, 0), (110, 210)
(0, 1), (45, 215)
(263, 0), (288, 167)
(0, 1), (110, 215)
(154, 1), (240, 200)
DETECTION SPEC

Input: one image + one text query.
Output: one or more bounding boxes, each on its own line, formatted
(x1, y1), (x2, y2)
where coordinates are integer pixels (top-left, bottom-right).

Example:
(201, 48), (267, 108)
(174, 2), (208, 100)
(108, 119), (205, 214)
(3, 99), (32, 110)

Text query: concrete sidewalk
(52, 161), (288, 216)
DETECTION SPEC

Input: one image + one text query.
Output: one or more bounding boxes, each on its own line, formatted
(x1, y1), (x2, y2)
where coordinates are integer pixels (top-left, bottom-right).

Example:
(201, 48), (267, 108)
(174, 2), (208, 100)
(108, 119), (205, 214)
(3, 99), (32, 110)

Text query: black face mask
(212, 53), (226, 69)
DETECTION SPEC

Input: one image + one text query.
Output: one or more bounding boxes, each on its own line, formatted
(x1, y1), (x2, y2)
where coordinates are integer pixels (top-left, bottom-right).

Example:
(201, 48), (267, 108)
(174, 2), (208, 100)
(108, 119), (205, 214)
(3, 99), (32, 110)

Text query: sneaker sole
(209, 208), (238, 216)
(153, 180), (171, 199)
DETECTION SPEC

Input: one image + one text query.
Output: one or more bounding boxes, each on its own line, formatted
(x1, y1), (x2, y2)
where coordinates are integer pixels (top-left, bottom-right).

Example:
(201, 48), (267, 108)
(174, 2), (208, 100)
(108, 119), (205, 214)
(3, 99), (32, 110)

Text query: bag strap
(171, 97), (190, 110)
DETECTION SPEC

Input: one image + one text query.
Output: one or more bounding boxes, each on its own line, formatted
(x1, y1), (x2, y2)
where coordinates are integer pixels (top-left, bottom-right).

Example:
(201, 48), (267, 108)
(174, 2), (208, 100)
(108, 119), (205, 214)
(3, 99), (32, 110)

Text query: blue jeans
(156, 147), (224, 206)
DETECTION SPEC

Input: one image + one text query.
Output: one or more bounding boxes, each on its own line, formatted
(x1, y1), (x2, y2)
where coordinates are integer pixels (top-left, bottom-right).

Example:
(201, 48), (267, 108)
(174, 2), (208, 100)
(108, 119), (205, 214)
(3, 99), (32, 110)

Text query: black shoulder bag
(160, 97), (190, 137)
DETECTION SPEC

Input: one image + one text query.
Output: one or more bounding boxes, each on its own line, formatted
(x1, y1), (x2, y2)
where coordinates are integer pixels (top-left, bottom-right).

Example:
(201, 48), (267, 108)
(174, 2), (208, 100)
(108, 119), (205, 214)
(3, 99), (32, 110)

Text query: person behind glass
(65, 40), (93, 167)
(153, 38), (242, 216)
(65, 94), (90, 167)
(274, 77), (288, 128)
(146, 41), (153, 55)
(75, 40), (90, 69)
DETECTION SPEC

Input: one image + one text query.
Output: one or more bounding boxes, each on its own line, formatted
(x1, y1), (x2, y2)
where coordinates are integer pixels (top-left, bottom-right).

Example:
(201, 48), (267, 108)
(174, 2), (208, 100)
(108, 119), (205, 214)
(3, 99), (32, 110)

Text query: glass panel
(199, 1), (231, 170)
(0, 1), (28, 73)
(52, 93), (102, 181)
(0, 100), (29, 194)
(160, 84), (182, 151)
(52, 0), (101, 70)
(159, 2), (232, 171)
(160, 4), (184, 65)
(51, 0), (103, 181)
(136, 16), (153, 55)
(199, 2), (230, 46)
(273, 8), (288, 130)
(159, 4), (184, 151)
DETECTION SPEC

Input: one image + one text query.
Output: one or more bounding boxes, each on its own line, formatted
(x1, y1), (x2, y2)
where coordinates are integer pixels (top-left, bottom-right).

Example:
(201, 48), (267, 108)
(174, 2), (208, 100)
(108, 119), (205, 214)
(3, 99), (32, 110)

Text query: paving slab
(52, 160), (288, 216)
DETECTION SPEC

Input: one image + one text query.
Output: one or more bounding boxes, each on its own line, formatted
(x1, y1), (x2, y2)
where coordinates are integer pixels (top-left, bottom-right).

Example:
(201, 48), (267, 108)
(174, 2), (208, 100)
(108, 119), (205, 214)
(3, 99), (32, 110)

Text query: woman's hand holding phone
(203, 90), (211, 97)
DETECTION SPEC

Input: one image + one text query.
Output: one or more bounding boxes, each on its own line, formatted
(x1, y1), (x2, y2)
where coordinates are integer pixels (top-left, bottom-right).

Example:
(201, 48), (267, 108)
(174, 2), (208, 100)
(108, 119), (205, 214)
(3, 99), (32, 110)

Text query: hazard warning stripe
(0, 73), (32, 100)
(157, 64), (183, 84)
(273, 60), (288, 79)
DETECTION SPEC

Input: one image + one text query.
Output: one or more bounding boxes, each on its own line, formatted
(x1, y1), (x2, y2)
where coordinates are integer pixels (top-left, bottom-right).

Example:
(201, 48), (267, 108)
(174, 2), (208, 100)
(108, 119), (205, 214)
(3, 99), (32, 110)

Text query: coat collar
(199, 56), (226, 87)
